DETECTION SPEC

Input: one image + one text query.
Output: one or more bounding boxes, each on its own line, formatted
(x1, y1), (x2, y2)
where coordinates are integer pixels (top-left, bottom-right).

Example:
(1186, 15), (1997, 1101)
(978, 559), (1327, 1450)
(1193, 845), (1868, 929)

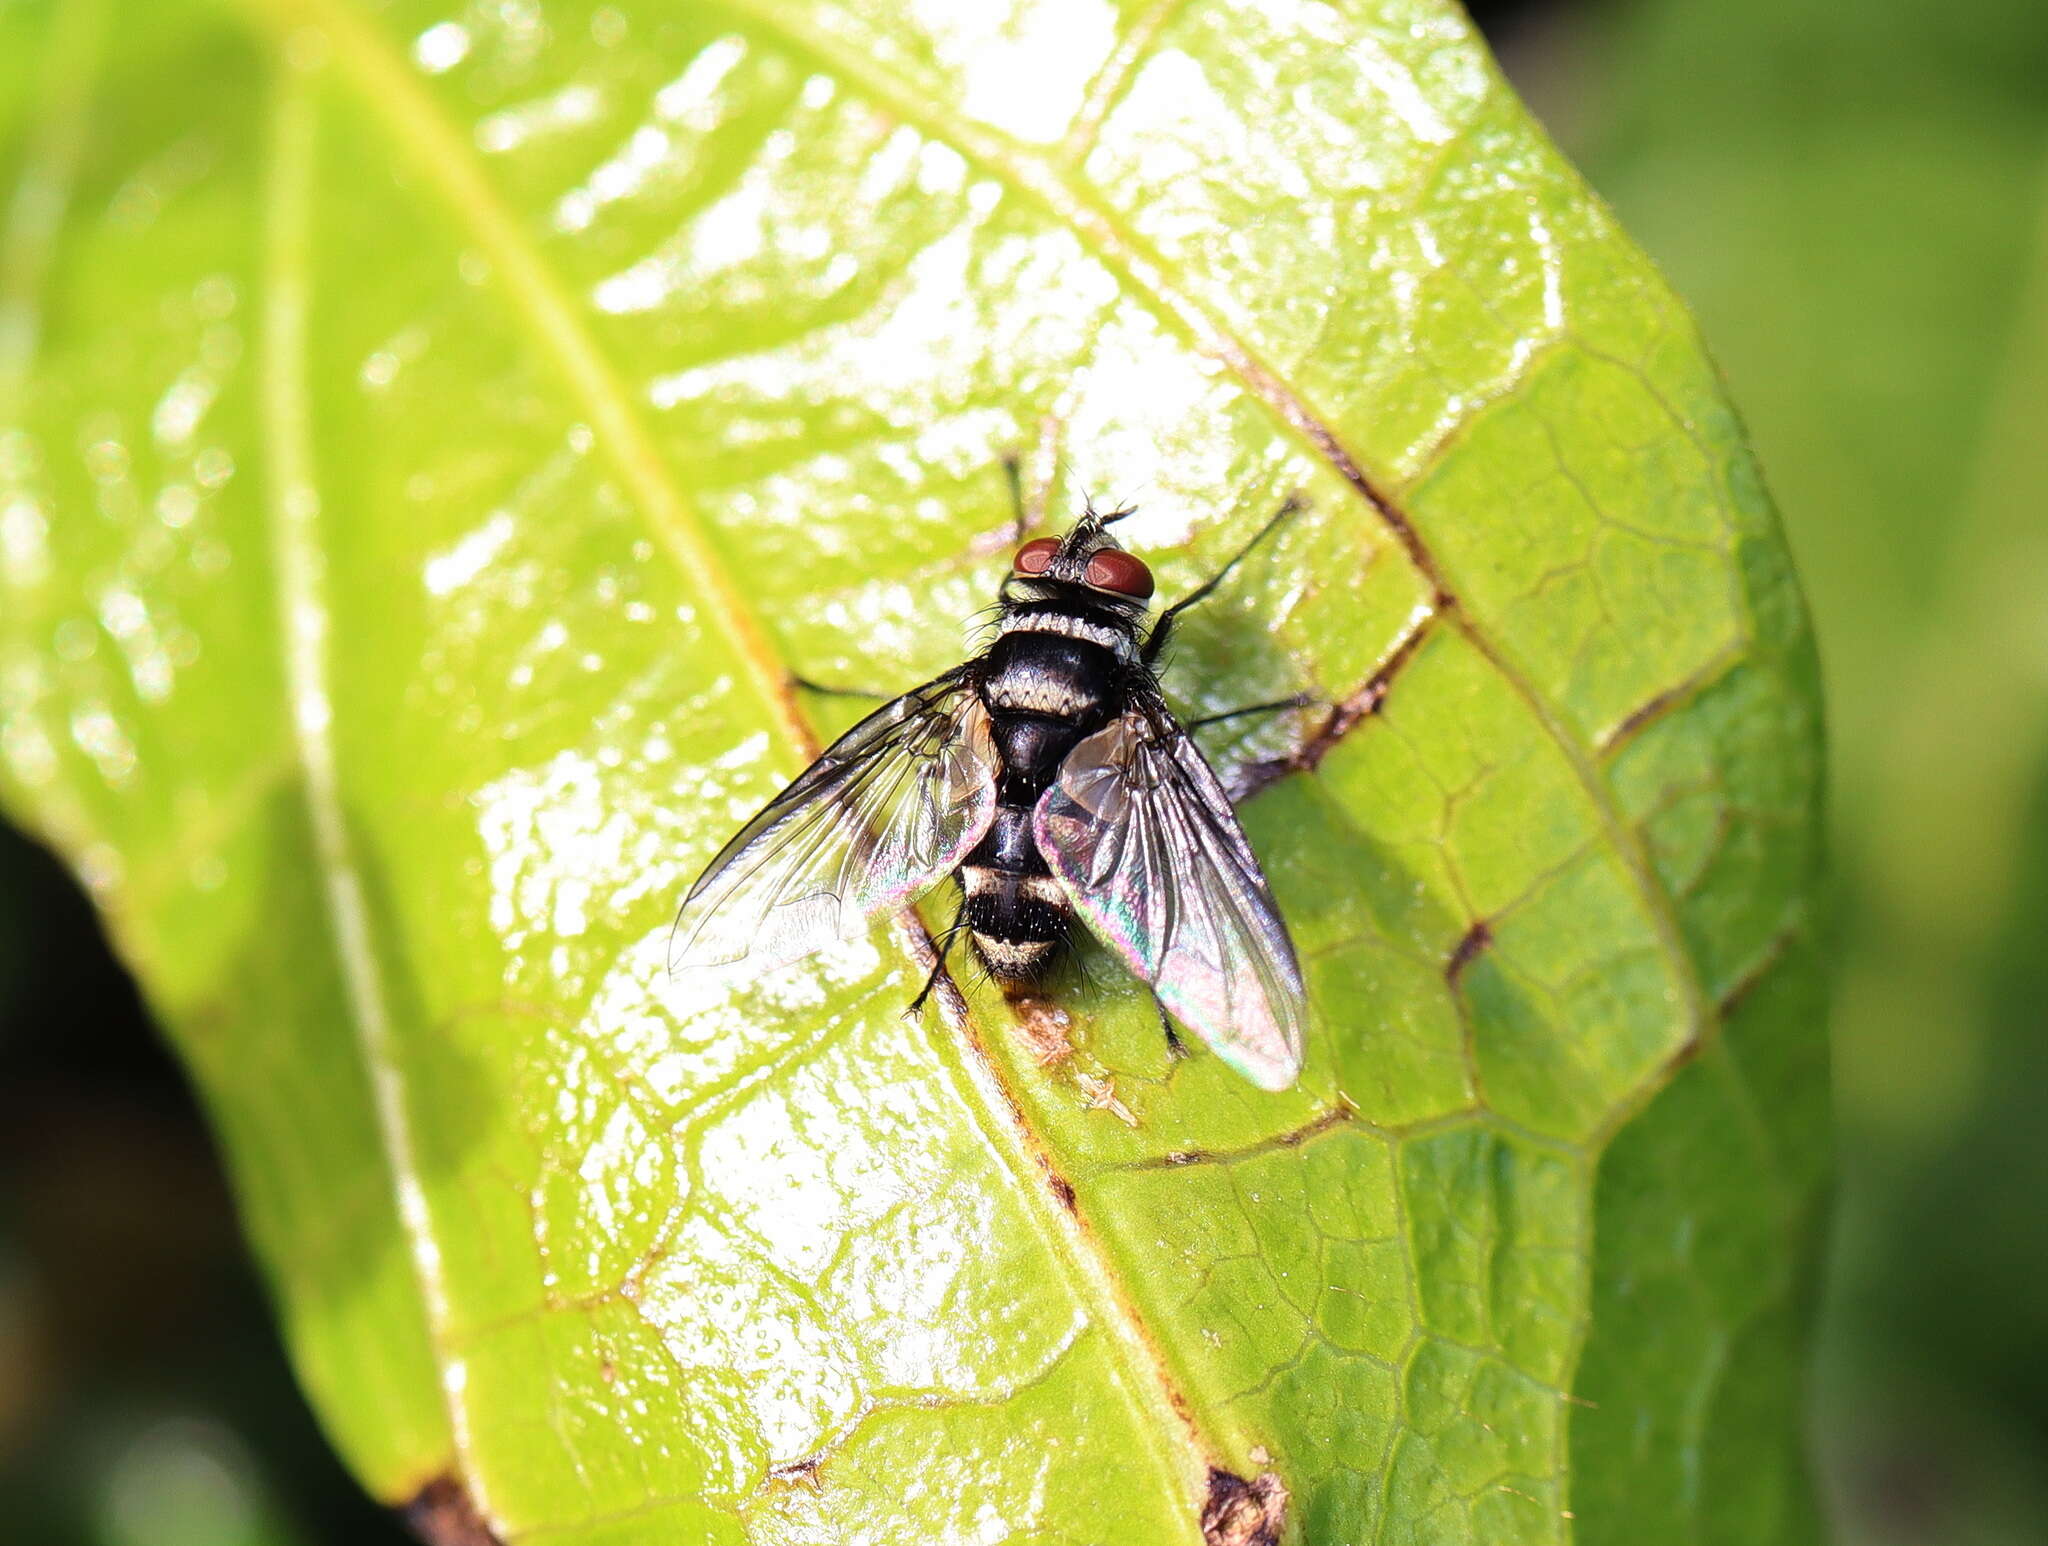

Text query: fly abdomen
(970, 802), (1044, 871)
(962, 850), (1069, 982)
(961, 802), (1070, 983)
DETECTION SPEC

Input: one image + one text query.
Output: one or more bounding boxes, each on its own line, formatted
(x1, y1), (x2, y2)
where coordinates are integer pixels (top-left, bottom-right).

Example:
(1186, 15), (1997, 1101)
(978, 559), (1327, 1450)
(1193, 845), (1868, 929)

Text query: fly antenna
(1065, 460), (1098, 522)
(1104, 475), (1152, 518)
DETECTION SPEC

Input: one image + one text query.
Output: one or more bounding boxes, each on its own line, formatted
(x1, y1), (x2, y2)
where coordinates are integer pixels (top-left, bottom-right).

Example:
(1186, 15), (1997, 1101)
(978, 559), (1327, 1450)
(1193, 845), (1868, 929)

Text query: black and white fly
(673, 499), (1309, 1091)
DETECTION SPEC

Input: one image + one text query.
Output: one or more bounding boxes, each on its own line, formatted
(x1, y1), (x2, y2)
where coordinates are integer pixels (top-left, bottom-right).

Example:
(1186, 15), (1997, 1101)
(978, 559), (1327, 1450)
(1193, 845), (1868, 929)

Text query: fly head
(999, 506), (1156, 623)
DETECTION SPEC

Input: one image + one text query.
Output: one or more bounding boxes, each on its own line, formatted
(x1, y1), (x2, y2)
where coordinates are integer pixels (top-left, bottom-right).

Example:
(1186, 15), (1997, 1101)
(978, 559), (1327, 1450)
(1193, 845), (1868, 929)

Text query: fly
(672, 494), (1310, 1091)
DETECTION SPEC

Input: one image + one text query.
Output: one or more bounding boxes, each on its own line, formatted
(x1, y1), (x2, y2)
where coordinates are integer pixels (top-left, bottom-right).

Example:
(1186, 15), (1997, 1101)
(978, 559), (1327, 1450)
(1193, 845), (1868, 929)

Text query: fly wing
(672, 669), (997, 974)
(1033, 699), (1307, 1090)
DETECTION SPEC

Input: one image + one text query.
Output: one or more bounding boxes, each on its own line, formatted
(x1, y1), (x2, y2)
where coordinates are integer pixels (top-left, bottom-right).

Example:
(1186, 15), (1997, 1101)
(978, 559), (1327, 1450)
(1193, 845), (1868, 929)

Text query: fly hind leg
(1153, 991), (1189, 1062)
(906, 900), (973, 1017)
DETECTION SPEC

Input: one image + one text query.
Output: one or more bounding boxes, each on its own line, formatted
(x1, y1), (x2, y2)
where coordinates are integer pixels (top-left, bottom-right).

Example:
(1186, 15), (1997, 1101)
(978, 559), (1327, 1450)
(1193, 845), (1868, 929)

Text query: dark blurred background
(3, 1), (2044, 1541)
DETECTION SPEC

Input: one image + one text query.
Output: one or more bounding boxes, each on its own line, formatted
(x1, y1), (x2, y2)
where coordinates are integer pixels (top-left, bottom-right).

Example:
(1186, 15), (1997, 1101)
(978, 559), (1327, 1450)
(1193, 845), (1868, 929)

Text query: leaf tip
(1201, 1467), (1288, 1546)
(402, 1473), (502, 1546)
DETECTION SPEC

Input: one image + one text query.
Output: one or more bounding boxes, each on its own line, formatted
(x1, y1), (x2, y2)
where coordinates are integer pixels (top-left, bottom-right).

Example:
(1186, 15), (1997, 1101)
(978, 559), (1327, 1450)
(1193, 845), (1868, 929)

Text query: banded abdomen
(961, 626), (1121, 983)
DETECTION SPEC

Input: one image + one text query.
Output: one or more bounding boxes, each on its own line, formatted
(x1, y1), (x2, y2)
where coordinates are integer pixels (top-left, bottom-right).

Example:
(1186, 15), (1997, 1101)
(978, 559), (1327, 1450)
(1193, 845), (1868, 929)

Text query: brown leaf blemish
(1201, 1467), (1288, 1546)
(1076, 1070), (1140, 1127)
(1140, 1099), (1356, 1171)
(767, 1456), (825, 1491)
(1009, 993), (1076, 1066)
(402, 1474), (502, 1546)
(1596, 647), (1744, 760)
(1446, 918), (1491, 986)
(1600, 681), (1687, 757)
(1715, 923), (1801, 1024)
(1231, 614), (1437, 800)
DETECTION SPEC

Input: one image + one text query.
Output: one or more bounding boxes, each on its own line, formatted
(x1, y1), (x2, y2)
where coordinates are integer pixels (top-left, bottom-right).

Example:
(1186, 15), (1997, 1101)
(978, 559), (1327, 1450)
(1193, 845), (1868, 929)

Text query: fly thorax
(982, 629), (1121, 722)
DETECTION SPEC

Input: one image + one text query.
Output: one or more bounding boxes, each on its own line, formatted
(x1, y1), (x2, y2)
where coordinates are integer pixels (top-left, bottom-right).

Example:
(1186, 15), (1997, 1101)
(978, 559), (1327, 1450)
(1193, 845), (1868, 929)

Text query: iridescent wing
(672, 669), (998, 974)
(1033, 696), (1307, 1090)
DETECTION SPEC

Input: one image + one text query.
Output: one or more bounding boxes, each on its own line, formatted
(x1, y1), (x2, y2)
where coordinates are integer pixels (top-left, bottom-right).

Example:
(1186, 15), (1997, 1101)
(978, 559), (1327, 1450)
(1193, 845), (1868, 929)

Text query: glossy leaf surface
(0, 0), (1828, 1540)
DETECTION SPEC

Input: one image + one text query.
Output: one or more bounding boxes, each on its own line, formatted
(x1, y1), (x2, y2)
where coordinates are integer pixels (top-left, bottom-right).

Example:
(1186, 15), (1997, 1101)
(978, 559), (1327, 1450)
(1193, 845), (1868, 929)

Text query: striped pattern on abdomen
(961, 804), (1070, 983)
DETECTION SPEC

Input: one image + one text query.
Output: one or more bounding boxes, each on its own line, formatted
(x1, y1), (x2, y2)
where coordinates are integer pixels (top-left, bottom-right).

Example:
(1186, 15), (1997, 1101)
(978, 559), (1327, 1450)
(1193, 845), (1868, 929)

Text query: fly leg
(1187, 692), (1317, 732)
(1190, 692), (1320, 805)
(907, 901), (972, 1016)
(791, 675), (890, 701)
(1143, 494), (1305, 666)
(1153, 990), (1189, 1061)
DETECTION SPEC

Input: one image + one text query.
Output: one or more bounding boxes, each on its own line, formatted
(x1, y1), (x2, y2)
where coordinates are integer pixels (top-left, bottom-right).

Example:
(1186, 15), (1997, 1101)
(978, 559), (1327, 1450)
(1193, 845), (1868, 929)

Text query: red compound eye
(1085, 548), (1154, 598)
(1013, 537), (1061, 575)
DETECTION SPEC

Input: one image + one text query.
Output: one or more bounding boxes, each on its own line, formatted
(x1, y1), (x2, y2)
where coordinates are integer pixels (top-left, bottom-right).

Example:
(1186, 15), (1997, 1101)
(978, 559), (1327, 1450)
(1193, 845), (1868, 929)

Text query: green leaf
(0, 0), (1828, 1540)
(1569, 4), (2048, 1538)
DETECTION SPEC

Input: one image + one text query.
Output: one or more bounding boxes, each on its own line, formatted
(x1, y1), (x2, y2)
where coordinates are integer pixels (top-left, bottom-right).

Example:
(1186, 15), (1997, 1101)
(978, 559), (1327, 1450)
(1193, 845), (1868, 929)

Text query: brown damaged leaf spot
(1446, 918), (1492, 986)
(401, 1474), (503, 1546)
(1008, 993), (1077, 1066)
(1200, 1467), (1288, 1546)
(1716, 922), (1803, 1023)
(1024, 1135), (1080, 1212)
(1077, 1070), (1141, 1127)
(1595, 647), (1744, 760)
(1607, 926), (1806, 1149)
(766, 1456), (826, 1492)
(1599, 682), (1687, 759)
(1230, 613), (1438, 801)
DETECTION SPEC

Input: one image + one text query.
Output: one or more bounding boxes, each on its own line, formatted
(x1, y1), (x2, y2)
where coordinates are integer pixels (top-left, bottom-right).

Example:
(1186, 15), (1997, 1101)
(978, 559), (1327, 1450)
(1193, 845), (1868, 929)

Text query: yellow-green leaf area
(0, 0), (1828, 1541)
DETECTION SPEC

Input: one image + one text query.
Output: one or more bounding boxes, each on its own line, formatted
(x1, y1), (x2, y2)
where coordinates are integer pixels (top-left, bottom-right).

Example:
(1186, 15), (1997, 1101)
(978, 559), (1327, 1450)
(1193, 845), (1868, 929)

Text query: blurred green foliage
(1542, 0), (2048, 1539)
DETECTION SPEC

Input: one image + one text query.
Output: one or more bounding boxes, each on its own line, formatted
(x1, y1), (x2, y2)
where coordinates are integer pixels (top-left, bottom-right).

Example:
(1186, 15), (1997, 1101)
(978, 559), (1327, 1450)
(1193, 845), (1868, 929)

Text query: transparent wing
(672, 670), (997, 974)
(1033, 698), (1307, 1090)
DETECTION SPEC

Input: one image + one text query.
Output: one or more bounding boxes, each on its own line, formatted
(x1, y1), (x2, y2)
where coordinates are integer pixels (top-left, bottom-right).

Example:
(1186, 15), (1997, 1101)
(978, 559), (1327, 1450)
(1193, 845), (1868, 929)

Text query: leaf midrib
(239, 0), (1219, 1519)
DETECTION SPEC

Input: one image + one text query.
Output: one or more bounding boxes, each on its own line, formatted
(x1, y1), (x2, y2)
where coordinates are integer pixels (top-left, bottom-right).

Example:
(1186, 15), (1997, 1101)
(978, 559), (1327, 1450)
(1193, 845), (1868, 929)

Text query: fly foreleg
(1003, 452), (1030, 543)
(1142, 494), (1305, 666)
